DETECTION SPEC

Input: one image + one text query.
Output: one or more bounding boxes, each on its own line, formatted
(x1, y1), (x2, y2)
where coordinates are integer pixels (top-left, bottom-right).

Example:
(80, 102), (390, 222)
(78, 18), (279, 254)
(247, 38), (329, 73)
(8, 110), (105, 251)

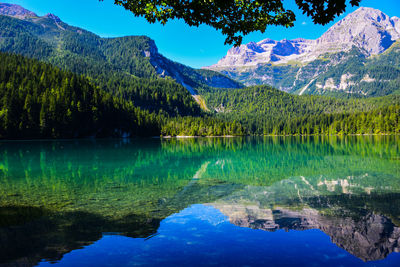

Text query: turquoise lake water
(1, 136), (400, 266)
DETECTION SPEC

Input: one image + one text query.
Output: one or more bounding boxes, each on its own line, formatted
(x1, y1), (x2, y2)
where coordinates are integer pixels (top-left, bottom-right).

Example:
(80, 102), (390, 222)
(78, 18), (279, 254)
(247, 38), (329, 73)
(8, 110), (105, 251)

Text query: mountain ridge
(0, 3), (37, 18)
(0, 3), (242, 97)
(208, 7), (400, 68)
(206, 7), (400, 97)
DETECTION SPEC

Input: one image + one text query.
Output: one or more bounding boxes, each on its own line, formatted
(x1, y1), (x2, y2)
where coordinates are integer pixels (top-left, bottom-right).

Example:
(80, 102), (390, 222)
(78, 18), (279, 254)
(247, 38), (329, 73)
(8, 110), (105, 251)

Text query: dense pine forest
(201, 86), (400, 136)
(0, 53), (161, 138)
(0, 53), (241, 138)
(1, 52), (399, 138)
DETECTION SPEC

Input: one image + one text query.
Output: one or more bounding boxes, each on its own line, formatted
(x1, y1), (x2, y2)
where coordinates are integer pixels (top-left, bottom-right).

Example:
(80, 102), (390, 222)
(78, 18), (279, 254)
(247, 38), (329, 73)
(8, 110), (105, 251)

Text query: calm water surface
(1, 136), (400, 266)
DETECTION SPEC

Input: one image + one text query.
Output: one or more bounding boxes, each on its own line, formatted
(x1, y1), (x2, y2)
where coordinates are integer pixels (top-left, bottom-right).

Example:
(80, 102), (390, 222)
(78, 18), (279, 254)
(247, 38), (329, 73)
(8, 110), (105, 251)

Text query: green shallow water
(1, 136), (400, 266)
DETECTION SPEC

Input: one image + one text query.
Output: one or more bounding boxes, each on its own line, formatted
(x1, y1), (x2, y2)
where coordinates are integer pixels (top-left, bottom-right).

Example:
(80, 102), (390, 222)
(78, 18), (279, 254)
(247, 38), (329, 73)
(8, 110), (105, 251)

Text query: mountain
(0, 51), (247, 139)
(207, 7), (400, 96)
(213, 203), (400, 262)
(0, 3), (37, 18)
(211, 7), (400, 67)
(209, 171), (400, 261)
(0, 3), (248, 138)
(0, 3), (242, 98)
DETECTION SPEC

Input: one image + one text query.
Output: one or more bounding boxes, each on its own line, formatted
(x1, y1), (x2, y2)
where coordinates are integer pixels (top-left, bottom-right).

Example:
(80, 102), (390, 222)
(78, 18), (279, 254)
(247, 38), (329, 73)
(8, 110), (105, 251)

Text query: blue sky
(3, 0), (400, 68)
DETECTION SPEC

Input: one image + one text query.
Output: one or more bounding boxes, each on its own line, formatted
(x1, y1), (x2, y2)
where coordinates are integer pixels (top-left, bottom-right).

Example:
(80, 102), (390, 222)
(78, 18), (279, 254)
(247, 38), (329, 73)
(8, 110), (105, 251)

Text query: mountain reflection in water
(0, 136), (399, 266)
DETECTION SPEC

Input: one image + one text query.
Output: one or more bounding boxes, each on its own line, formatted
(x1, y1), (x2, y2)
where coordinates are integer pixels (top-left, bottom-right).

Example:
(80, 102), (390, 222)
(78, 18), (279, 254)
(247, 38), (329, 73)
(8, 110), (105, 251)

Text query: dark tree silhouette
(104, 0), (361, 45)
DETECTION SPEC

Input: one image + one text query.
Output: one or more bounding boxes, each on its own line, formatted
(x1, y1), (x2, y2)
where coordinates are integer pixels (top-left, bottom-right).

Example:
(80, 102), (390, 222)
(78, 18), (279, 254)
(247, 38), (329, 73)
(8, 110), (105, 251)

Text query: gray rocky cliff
(212, 203), (400, 261)
(208, 7), (400, 69)
(144, 39), (242, 95)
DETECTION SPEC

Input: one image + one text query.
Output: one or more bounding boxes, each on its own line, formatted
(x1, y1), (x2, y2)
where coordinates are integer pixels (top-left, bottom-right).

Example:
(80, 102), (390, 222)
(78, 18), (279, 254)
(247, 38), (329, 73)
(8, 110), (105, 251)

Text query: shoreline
(162, 135), (236, 139)
(0, 133), (398, 141)
(161, 133), (399, 138)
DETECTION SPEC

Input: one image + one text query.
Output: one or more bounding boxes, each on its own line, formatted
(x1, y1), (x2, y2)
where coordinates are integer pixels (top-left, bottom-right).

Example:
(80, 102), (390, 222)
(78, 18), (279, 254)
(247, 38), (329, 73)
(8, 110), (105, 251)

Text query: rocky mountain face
(143, 39), (242, 95)
(209, 172), (400, 262)
(213, 203), (400, 262)
(316, 7), (400, 56)
(0, 3), (37, 18)
(0, 3), (241, 97)
(208, 7), (400, 96)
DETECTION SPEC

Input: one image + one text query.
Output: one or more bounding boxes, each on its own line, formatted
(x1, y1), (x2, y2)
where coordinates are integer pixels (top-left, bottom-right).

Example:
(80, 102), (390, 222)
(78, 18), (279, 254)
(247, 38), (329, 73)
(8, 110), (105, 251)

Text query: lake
(1, 136), (400, 266)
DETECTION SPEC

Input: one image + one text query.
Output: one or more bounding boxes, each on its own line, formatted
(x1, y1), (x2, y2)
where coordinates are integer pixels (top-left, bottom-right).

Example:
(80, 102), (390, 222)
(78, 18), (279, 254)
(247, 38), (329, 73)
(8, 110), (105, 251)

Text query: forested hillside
(0, 53), (164, 138)
(0, 6), (249, 138)
(1, 52), (399, 138)
(0, 13), (241, 95)
(302, 45), (400, 96)
(0, 53), (243, 138)
(203, 86), (400, 135)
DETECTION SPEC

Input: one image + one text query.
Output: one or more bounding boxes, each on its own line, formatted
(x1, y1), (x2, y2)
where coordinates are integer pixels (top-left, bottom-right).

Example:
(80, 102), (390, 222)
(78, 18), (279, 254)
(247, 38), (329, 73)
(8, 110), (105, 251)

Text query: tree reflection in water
(0, 136), (399, 265)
